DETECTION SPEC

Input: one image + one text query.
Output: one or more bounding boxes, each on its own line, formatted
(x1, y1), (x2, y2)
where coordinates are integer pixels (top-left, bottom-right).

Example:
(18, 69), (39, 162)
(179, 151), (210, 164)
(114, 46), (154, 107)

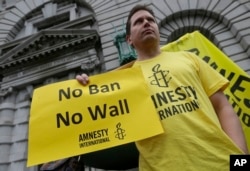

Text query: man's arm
(210, 90), (249, 154)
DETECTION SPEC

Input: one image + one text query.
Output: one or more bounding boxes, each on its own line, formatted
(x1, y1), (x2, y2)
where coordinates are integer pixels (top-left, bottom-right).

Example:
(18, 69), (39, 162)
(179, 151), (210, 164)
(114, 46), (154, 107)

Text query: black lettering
(109, 105), (119, 116)
(183, 86), (193, 98)
(79, 134), (84, 142)
(164, 107), (173, 117)
(187, 48), (200, 56)
(56, 112), (70, 128)
(176, 104), (183, 113)
(202, 56), (220, 70)
(88, 105), (107, 120)
(151, 95), (158, 108)
(155, 92), (168, 107)
(81, 133), (89, 141)
(172, 105), (179, 114)
(219, 69), (235, 81)
(89, 85), (99, 94)
(56, 112), (83, 128)
(88, 132), (94, 139)
(231, 75), (250, 107)
(72, 113), (83, 124)
(89, 82), (121, 95)
(72, 89), (82, 97)
(59, 87), (82, 101)
(100, 85), (109, 93)
(59, 87), (70, 101)
(158, 110), (166, 120)
(210, 62), (218, 70)
(175, 87), (186, 100)
(111, 82), (120, 91)
(124, 99), (130, 113)
(166, 90), (178, 102)
(188, 86), (197, 99)
(190, 100), (199, 109)
(202, 56), (210, 63)
(242, 113), (250, 127)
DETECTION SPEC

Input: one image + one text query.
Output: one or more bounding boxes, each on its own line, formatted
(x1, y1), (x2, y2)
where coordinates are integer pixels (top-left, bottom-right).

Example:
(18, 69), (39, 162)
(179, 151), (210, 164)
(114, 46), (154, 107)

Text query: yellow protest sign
(27, 67), (164, 167)
(161, 31), (250, 149)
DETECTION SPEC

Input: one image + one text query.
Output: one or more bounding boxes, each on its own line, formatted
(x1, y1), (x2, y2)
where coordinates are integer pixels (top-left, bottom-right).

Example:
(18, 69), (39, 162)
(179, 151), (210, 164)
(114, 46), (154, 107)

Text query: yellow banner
(27, 67), (164, 166)
(161, 31), (250, 149)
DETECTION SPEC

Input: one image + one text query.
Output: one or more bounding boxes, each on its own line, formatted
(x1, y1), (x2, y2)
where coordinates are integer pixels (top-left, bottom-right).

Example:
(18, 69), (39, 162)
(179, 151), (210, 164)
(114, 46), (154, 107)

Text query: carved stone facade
(0, 0), (249, 171)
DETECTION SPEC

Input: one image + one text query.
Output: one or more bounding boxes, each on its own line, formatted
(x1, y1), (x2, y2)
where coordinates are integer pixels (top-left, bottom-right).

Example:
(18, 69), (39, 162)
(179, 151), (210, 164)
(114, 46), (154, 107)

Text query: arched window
(15, 1), (94, 40)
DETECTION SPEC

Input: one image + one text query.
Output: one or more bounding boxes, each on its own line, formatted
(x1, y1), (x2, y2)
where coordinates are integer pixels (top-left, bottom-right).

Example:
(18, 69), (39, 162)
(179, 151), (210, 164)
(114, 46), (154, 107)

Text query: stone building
(0, 0), (249, 171)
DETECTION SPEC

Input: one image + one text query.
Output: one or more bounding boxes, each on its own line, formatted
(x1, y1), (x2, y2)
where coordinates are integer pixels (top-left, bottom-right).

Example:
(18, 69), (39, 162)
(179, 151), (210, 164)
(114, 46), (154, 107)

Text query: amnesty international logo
(114, 122), (126, 140)
(149, 64), (172, 87)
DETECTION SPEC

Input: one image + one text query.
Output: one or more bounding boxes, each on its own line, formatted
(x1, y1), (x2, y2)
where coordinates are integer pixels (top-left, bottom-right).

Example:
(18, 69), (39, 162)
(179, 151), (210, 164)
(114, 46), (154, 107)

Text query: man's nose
(143, 19), (150, 27)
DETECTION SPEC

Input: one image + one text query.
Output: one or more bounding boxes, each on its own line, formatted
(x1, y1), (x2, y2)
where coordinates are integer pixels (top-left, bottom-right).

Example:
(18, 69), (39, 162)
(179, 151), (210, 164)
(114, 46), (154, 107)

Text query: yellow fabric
(161, 31), (250, 150)
(119, 32), (250, 151)
(133, 51), (243, 171)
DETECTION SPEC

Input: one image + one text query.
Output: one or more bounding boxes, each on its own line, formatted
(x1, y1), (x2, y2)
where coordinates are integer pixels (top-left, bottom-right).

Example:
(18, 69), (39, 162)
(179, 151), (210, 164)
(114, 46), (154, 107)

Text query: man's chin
(142, 36), (157, 43)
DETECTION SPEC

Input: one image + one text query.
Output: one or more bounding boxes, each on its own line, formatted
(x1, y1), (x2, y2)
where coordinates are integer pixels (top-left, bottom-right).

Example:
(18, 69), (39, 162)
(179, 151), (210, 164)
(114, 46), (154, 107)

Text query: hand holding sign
(76, 73), (89, 85)
(27, 67), (164, 167)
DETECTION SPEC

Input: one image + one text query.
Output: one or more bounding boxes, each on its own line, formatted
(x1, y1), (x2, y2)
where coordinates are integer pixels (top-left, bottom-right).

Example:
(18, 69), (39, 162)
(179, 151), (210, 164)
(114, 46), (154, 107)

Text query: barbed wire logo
(114, 122), (126, 140)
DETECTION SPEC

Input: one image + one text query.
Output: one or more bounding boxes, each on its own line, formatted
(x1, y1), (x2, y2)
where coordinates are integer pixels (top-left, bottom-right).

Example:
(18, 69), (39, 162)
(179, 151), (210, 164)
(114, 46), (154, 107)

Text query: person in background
(65, 158), (78, 171)
(76, 4), (248, 171)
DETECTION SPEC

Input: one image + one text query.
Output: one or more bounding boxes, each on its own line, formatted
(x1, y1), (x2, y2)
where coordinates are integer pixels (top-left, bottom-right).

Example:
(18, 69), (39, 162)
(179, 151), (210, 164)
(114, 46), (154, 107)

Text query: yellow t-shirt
(133, 51), (243, 171)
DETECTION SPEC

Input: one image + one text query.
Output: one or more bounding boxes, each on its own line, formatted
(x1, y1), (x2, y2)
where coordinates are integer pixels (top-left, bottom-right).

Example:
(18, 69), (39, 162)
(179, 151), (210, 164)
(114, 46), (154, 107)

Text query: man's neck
(136, 47), (161, 61)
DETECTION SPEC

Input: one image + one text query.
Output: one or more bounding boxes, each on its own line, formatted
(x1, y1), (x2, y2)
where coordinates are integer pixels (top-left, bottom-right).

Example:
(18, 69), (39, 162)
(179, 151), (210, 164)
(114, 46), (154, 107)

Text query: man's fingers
(76, 74), (89, 85)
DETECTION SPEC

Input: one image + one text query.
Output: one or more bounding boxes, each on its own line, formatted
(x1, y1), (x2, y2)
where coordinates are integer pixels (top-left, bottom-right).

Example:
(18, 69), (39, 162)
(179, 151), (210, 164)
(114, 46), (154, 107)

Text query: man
(76, 4), (248, 171)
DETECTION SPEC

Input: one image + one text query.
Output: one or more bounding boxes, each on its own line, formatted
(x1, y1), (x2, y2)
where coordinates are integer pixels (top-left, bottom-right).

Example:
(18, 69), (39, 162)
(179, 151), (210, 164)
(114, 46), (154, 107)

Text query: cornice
(0, 46), (100, 91)
(0, 29), (98, 69)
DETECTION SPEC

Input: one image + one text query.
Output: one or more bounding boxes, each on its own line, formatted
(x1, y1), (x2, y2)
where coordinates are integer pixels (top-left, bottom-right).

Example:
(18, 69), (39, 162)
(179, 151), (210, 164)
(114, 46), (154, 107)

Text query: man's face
(126, 10), (160, 48)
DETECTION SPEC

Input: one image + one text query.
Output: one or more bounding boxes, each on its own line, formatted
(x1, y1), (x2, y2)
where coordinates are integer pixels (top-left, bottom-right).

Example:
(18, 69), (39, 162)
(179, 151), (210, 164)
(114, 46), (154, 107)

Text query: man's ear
(126, 35), (134, 47)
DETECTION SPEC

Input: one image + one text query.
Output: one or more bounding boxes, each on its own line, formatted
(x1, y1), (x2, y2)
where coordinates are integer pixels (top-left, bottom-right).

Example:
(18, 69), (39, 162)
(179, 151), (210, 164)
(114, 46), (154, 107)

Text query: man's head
(125, 5), (160, 50)
(126, 5), (156, 36)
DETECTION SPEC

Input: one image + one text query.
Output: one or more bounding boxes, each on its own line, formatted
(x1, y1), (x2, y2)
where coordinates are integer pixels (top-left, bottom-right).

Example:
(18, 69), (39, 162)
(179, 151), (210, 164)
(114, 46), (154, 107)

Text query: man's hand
(76, 73), (89, 85)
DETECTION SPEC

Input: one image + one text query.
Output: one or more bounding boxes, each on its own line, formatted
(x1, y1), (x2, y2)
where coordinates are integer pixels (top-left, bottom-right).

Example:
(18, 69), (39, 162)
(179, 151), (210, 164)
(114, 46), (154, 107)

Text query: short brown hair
(126, 4), (155, 36)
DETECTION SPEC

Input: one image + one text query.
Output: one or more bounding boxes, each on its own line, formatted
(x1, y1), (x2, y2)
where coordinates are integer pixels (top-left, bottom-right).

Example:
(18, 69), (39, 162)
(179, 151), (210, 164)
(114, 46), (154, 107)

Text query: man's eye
(148, 18), (155, 22)
(135, 19), (143, 25)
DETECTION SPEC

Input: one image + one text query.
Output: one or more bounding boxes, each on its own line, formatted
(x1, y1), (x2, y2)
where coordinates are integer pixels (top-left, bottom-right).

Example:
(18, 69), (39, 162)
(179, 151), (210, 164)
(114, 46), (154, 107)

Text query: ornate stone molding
(0, 29), (100, 90)
(0, 29), (98, 69)
(0, 87), (13, 97)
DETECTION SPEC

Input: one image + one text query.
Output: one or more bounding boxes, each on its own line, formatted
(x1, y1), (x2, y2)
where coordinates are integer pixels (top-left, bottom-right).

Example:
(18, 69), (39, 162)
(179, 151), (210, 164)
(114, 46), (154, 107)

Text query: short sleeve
(187, 52), (229, 97)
